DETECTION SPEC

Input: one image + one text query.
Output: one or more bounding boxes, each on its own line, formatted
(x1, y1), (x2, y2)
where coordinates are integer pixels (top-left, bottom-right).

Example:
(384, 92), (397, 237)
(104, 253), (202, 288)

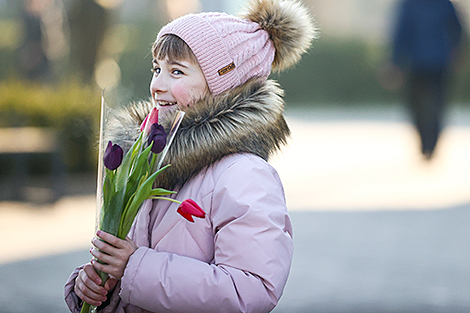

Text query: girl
(65, 0), (316, 312)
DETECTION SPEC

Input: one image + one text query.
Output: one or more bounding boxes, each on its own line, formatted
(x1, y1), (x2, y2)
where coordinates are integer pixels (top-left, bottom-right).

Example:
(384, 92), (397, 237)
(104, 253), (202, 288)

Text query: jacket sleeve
(119, 155), (294, 313)
(64, 265), (85, 313)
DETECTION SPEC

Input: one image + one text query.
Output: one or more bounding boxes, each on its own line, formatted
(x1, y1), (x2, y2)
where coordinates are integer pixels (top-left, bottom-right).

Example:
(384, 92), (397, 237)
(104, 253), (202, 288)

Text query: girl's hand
(74, 263), (117, 307)
(90, 230), (138, 280)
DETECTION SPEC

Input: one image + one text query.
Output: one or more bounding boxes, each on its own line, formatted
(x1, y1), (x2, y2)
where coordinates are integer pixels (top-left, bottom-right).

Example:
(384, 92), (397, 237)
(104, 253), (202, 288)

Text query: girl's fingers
(91, 257), (125, 279)
(75, 290), (103, 307)
(91, 237), (112, 254)
(89, 232), (138, 280)
(90, 258), (107, 274)
(83, 263), (105, 288)
(75, 266), (108, 306)
(96, 230), (122, 248)
(75, 283), (105, 307)
(92, 233), (137, 256)
(126, 236), (138, 250)
(90, 247), (113, 265)
(104, 276), (118, 291)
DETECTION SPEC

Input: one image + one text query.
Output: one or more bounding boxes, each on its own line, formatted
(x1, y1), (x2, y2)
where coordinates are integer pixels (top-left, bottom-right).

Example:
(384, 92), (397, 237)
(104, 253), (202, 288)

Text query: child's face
(150, 57), (209, 117)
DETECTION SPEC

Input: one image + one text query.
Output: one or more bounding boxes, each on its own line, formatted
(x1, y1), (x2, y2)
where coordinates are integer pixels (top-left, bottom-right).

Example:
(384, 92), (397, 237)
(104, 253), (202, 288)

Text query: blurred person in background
(68, 0), (108, 83)
(390, 0), (463, 160)
(17, 0), (51, 81)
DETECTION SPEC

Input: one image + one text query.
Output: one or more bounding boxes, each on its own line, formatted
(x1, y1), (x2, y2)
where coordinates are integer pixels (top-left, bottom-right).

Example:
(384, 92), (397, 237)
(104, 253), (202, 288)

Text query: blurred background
(0, 0), (470, 312)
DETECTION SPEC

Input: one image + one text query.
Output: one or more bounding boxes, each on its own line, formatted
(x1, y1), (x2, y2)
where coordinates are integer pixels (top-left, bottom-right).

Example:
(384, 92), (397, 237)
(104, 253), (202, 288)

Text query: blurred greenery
(275, 36), (470, 105)
(0, 0), (469, 176)
(0, 80), (100, 172)
(111, 20), (165, 102)
(275, 37), (391, 104)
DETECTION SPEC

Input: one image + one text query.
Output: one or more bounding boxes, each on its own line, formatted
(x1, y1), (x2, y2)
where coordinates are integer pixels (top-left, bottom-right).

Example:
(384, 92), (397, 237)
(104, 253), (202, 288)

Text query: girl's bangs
(152, 35), (197, 63)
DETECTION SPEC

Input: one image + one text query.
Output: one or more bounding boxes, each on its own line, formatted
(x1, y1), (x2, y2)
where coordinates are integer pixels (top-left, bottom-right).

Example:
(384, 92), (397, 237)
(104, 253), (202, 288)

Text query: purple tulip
(147, 124), (167, 154)
(103, 141), (123, 170)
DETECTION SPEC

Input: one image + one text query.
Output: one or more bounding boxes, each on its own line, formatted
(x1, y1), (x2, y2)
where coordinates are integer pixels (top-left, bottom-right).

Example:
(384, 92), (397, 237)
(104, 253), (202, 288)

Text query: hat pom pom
(241, 0), (318, 72)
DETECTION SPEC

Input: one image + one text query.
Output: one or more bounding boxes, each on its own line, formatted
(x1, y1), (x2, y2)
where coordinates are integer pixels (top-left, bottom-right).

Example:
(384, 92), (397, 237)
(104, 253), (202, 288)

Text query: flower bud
(147, 124), (167, 154)
(177, 199), (205, 223)
(103, 141), (123, 170)
(140, 107), (159, 133)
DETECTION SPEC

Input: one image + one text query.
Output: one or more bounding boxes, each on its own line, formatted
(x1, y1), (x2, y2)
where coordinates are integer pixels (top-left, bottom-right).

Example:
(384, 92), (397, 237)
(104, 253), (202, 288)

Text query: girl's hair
(152, 34), (198, 64)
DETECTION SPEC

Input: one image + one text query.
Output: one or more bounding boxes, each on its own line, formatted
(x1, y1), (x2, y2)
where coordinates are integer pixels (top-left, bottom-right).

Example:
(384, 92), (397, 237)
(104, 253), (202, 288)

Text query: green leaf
(150, 188), (176, 196)
(100, 186), (126, 236)
(117, 192), (136, 239)
(125, 144), (153, 198)
(115, 132), (143, 191)
(117, 173), (148, 239)
(103, 168), (115, 209)
(117, 165), (171, 238)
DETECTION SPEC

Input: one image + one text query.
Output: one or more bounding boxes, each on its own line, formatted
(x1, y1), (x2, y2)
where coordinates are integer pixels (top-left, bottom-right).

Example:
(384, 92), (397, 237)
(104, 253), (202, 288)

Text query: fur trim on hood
(105, 78), (290, 190)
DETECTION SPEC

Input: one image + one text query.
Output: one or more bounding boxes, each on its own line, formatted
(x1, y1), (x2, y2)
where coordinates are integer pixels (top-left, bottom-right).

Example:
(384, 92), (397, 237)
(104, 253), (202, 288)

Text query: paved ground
(274, 207), (470, 313)
(1, 104), (469, 313)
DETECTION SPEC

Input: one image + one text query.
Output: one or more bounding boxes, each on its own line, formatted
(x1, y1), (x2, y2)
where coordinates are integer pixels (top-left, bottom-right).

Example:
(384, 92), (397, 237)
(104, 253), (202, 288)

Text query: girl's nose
(150, 73), (168, 95)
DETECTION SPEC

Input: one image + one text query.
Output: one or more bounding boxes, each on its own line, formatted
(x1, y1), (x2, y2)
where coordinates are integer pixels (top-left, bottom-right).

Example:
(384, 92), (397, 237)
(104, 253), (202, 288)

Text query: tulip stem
(150, 196), (182, 204)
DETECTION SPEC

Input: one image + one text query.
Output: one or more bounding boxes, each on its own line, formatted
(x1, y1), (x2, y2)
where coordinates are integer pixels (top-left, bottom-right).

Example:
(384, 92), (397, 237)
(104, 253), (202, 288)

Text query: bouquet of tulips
(80, 96), (205, 313)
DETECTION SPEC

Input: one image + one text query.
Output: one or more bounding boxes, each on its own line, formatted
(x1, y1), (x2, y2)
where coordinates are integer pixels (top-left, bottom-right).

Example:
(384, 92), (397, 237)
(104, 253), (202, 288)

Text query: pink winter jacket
(65, 153), (294, 313)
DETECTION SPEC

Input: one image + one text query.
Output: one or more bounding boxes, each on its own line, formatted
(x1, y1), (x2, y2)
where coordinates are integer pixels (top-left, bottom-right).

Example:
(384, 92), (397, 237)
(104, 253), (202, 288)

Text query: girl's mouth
(157, 101), (177, 106)
(151, 94), (177, 107)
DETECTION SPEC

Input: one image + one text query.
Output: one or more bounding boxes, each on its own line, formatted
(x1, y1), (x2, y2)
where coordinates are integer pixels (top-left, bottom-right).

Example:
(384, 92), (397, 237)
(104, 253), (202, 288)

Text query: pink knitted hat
(157, 0), (317, 95)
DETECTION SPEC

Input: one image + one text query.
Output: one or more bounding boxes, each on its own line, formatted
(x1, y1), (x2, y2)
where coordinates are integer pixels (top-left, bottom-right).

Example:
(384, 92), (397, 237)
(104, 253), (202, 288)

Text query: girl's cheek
(172, 84), (192, 107)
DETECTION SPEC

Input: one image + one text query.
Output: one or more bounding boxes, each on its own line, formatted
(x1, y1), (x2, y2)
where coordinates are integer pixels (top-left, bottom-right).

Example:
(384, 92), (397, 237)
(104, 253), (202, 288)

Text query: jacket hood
(105, 78), (290, 190)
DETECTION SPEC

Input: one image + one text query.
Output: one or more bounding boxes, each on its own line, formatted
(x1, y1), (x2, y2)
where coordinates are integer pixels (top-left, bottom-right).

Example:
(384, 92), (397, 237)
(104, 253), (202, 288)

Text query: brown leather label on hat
(218, 62), (236, 76)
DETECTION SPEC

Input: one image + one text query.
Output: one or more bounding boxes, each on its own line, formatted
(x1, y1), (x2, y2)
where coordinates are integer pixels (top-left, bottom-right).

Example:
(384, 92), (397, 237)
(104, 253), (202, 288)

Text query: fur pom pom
(240, 0), (318, 72)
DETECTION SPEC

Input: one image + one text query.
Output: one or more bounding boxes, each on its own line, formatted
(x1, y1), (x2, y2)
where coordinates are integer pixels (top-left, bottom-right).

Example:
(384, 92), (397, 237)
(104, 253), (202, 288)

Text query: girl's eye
(151, 67), (160, 74)
(172, 69), (184, 75)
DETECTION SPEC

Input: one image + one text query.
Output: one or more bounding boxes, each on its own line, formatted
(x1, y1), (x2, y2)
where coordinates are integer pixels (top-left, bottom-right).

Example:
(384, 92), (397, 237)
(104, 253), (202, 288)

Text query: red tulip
(177, 199), (205, 222)
(103, 141), (123, 170)
(140, 107), (159, 133)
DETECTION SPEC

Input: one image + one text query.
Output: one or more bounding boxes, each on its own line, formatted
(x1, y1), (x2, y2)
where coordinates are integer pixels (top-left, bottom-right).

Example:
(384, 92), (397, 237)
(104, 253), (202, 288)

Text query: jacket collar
(106, 78), (290, 190)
